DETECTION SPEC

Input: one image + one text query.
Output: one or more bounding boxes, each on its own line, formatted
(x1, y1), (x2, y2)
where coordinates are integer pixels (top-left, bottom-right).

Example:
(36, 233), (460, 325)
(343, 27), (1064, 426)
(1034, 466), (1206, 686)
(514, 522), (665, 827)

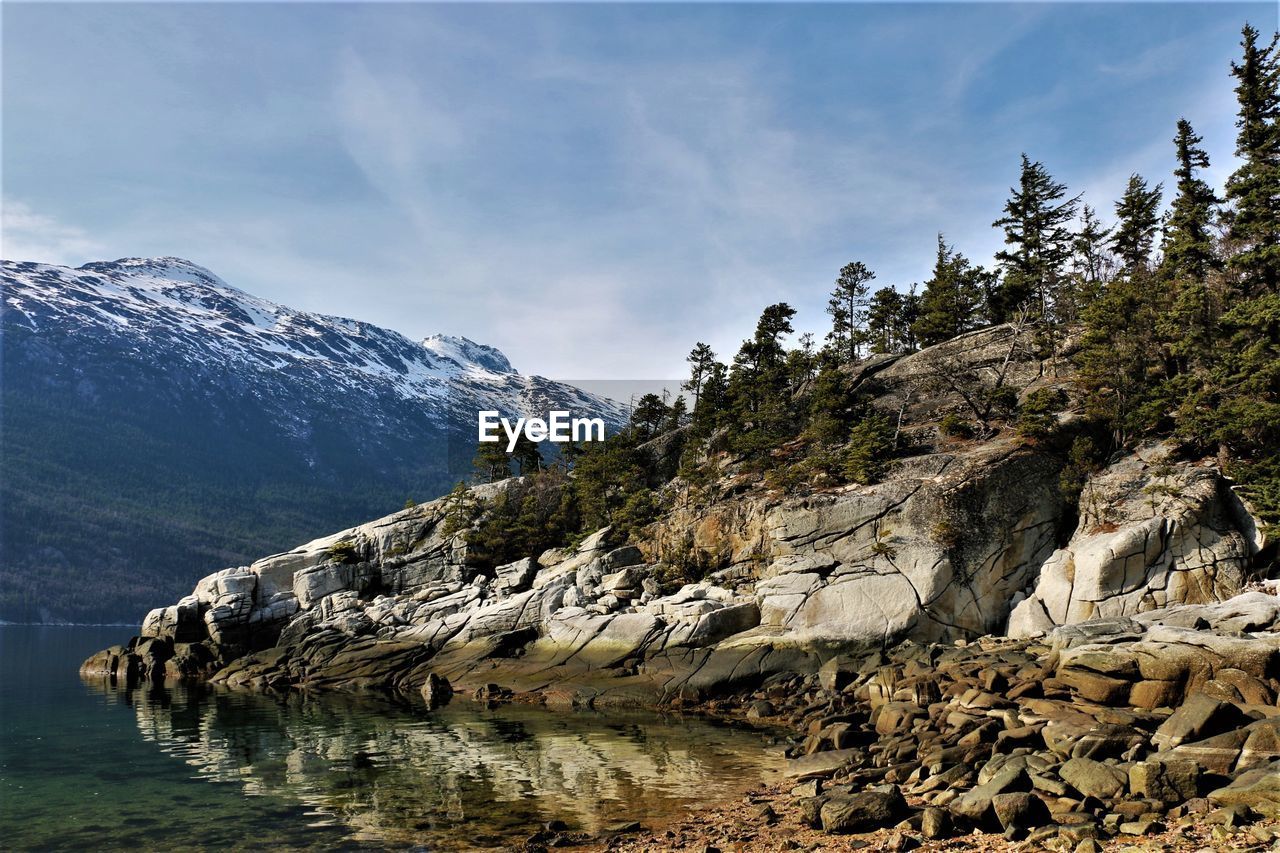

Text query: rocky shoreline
(83, 589), (1280, 850)
(79, 327), (1280, 850)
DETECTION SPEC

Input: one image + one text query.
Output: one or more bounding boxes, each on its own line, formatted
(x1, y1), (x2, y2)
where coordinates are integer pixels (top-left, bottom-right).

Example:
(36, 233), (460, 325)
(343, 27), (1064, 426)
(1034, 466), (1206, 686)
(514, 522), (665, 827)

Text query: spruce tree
(1225, 24), (1280, 294)
(1197, 24), (1280, 527)
(992, 155), (1080, 321)
(1160, 121), (1223, 367)
(826, 262), (875, 362)
(1065, 205), (1112, 320)
(1110, 174), (1164, 278)
(1162, 120), (1221, 280)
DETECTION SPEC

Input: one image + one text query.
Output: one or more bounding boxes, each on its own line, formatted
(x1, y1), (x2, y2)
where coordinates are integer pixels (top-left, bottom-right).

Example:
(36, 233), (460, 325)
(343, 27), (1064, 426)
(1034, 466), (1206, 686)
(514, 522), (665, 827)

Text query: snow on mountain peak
(79, 256), (230, 289)
(421, 334), (515, 375)
(1, 257), (625, 426)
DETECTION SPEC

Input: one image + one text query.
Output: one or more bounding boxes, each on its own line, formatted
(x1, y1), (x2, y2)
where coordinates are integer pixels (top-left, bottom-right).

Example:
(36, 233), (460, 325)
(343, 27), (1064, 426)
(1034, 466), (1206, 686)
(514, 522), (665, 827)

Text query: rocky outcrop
(1008, 444), (1265, 638)
(84, 433), (1270, 708)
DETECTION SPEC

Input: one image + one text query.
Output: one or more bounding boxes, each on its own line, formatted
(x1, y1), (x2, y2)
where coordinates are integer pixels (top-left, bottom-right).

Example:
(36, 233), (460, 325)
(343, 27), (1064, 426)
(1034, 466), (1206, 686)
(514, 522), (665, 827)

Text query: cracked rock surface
(85, 431), (1268, 708)
(1008, 443), (1264, 638)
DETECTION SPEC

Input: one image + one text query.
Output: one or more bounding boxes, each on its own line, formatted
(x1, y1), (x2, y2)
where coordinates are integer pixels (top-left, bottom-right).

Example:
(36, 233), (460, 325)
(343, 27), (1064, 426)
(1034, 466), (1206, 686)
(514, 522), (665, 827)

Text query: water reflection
(83, 678), (783, 849)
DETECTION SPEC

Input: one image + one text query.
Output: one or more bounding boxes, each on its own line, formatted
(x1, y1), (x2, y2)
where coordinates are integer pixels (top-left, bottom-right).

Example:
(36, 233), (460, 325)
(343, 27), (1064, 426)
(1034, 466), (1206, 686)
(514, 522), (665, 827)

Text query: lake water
(0, 625), (784, 850)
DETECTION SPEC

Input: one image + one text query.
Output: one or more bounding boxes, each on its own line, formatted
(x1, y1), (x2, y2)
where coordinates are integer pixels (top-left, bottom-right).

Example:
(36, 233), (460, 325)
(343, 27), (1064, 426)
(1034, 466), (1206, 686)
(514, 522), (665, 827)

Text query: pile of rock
(705, 593), (1280, 847)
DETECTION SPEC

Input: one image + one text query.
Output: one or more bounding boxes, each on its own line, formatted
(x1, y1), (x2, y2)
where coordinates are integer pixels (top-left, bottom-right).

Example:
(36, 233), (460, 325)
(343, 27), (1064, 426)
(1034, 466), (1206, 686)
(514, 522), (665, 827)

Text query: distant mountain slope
(0, 257), (624, 623)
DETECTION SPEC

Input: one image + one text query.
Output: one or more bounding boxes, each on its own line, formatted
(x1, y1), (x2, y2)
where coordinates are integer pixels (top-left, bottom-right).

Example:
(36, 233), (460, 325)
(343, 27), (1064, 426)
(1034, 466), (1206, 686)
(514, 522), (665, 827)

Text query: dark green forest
(0, 351), (456, 624)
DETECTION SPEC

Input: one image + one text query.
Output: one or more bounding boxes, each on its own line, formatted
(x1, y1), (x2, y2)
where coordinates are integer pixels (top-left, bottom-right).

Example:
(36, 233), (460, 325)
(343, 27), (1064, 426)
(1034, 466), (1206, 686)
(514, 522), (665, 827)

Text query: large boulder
(1009, 446), (1260, 637)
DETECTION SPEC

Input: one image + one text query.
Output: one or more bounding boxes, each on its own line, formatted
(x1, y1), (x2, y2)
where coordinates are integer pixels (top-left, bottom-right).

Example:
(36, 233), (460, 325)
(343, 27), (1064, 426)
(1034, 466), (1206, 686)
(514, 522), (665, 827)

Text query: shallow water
(0, 625), (784, 850)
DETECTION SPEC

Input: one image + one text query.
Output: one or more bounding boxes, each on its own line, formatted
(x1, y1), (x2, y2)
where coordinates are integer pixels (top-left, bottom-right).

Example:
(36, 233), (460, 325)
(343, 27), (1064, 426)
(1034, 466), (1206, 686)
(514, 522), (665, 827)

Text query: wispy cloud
(1, 3), (1263, 379)
(333, 48), (462, 239)
(1, 199), (103, 266)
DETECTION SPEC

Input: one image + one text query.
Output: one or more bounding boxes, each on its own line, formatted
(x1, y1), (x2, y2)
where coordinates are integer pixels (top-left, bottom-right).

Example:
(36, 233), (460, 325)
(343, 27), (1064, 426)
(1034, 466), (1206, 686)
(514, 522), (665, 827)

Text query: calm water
(0, 626), (783, 851)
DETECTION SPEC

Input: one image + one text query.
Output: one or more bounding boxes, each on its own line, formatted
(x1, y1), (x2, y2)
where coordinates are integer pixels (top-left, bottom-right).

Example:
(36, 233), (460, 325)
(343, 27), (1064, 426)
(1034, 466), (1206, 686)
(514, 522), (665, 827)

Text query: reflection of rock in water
(85, 679), (781, 848)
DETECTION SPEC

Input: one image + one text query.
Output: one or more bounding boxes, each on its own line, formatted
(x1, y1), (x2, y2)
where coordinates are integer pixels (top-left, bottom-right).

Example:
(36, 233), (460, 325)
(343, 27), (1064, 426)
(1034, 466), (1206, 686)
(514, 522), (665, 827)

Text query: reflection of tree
(83, 679), (779, 849)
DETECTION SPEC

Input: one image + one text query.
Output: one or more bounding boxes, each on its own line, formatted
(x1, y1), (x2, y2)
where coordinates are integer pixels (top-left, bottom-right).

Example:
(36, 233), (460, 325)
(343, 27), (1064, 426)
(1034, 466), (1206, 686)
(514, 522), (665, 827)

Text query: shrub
(1059, 435), (1104, 506)
(326, 539), (360, 564)
(843, 413), (895, 484)
(939, 413), (974, 439)
(1016, 387), (1069, 440)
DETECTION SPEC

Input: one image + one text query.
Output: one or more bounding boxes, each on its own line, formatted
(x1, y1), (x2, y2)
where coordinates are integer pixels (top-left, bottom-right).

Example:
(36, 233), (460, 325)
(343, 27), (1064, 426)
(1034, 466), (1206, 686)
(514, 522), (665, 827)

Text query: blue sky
(3, 3), (1273, 379)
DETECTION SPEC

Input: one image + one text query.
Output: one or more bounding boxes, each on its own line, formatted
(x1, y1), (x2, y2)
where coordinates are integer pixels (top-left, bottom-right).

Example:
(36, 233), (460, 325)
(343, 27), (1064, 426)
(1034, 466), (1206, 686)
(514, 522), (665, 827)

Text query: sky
(3, 2), (1275, 381)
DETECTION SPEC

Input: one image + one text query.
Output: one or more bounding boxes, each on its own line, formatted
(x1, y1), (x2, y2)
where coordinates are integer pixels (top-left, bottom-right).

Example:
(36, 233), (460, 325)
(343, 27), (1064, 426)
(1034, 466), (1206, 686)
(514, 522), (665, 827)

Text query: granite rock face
(1007, 444), (1264, 638)
(88, 435), (1269, 705)
(642, 437), (1069, 650)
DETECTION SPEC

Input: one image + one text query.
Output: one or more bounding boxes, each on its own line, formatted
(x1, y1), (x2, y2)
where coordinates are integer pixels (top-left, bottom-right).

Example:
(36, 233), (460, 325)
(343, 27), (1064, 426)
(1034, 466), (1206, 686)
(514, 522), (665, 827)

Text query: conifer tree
(1225, 24), (1280, 294)
(1162, 120), (1221, 280)
(786, 332), (818, 387)
(826, 262), (874, 362)
(1065, 205), (1112, 320)
(866, 287), (905, 354)
(1196, 24), (1280, 528)
(510, 433), (543, 475)
(1075, 273), (1163, 446)
(683, 342), (716, 410)
(899, 284), (922, 352)
(992, 155), (1080, 321)
(1160, 121), (1223, 366)
(1110, 174), (1164, 278)
(473, 441), (511, 483)
(665, 395), (688, 431)
(689, 361), (727, 438)
(630, 393), (669, 441)
(913, 234), (992, 347)
(728, 303), (796, 452)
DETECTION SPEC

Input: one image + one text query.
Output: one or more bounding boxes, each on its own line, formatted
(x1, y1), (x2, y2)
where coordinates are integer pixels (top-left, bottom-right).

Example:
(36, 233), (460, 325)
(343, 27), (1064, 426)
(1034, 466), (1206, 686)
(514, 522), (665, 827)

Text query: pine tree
(913, 234), (991, 346)
(728, 303), (797, 453)
(510, 433), (543, 475)
(473, 441), (511, 483)
(630, 393), (669, 441)
(1162, 120), (1221, 280)
(866, 287), (905, 354)
(1225, 24), (1280, 294)
(683, 343), (716, 410)
(689, 360), (728, 438)
(735, 302), (796, 384)
(1110, 174), (1164, 278)
(665, 395), (688, 431)
(826, 262), (875, 362)
(992, 155), (1080, 321)
(786, 332), (818, 388)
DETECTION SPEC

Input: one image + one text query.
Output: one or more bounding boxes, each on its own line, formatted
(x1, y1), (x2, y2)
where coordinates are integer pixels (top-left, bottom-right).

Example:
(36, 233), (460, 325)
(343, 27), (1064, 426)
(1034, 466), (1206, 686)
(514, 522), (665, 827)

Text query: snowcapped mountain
(3, 256), (621, 426)
(0, 257), (626, 623)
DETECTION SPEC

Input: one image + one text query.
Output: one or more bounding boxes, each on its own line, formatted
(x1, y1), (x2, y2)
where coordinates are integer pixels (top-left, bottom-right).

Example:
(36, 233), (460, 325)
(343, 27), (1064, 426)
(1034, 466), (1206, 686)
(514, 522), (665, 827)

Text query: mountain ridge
(0, 256), (626, 623)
